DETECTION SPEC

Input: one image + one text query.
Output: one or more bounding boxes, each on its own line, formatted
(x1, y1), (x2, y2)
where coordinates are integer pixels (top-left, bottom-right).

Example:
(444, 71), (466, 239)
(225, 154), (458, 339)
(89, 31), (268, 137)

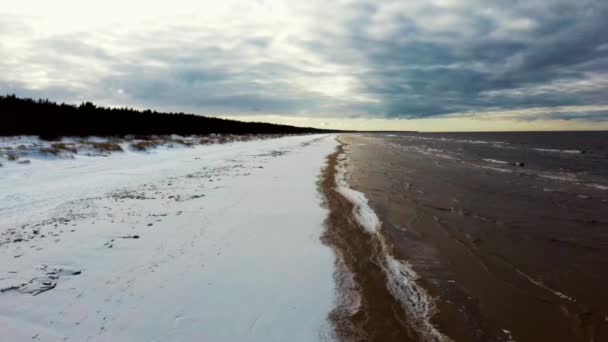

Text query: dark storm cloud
(548, 111), (608, 122)
(331, 0), (608, 118)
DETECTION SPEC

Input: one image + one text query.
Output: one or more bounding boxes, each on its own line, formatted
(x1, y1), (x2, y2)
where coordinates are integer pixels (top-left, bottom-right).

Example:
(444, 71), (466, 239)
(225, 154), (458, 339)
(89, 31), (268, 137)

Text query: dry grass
(1, 134), (281, 162)
(170, 139), (194, 147)
(52, 143), (78, 153)
(130, 140), (161, 151)
(217, 136), (231, 144)
(89, 142), (123, 152)
(41, 143), (78, 155)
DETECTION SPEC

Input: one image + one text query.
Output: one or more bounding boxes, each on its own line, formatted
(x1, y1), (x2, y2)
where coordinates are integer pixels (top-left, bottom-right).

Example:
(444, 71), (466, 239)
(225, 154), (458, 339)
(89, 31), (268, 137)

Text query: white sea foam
(388, 143), (457, 160)
(335, 161), (380, 234)
(514, 269), (576, 303)
(382, 254), (448, 341)
(502, 328), (516, 342)
(334, 151), (449, 342)
(588, 183), (608, 190)
(528, 171), (607, 191)
(537, 172), (579, 182)
(534, 148), (583, 154)
(482, 158), (509, 164)
(334, 251), (363, 318)
(405, 135), (508, 146)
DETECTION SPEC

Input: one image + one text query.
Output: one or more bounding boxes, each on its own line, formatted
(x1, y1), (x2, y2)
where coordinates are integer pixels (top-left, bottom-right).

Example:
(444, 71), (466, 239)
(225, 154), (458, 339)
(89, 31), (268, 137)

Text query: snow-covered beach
(0, 134), (338, 341)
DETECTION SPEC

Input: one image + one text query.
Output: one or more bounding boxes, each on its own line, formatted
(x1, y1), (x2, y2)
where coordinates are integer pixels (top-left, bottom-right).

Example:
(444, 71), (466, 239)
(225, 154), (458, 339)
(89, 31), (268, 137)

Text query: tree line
(0, 95), (338, 138)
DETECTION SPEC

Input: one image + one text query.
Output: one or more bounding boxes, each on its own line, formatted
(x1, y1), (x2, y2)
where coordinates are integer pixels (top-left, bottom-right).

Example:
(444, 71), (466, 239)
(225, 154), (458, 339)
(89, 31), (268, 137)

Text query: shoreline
(333, 132), (608, 341)
(320, 137), (448, 342)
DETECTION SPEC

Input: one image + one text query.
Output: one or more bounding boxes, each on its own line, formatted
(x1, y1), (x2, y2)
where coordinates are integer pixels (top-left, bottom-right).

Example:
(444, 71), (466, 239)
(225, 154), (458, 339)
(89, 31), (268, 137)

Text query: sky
(1, 0), (607, 131)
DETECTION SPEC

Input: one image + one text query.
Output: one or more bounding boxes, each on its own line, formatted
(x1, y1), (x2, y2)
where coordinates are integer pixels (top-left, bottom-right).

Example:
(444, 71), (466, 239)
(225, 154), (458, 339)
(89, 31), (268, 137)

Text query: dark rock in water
(512, 162), (525, 167)
(17, 159), (31, 164)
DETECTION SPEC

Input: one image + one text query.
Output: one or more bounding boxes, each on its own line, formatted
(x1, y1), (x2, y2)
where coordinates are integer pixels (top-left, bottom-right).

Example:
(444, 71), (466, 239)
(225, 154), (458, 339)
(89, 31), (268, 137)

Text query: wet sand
(321, 146), (418, 342)
(322, 133), (608, 342)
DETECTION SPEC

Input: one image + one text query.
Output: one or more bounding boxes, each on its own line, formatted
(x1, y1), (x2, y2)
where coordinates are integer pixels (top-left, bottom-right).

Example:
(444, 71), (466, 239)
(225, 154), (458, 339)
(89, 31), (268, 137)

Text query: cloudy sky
(1, 0), (607, 130)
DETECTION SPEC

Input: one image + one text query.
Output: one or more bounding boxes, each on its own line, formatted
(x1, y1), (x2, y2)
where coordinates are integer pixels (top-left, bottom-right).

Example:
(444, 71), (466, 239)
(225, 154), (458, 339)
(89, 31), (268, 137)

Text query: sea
(324, 131), (608, 342)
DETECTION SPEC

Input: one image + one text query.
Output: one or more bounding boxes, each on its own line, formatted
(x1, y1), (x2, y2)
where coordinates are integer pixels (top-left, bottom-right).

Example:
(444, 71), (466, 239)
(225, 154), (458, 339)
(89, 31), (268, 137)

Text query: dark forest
(0, 95), (336, 138)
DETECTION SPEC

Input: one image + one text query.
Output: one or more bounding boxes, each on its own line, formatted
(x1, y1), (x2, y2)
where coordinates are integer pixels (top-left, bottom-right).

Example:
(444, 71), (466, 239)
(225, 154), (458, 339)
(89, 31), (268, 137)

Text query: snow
(0, 134), (338, 341)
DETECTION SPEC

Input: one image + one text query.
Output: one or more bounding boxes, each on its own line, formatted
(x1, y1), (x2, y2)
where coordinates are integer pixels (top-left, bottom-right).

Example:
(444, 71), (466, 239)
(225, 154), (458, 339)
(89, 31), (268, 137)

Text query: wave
(334, 149), (450, 342)
(335, 155), (380, 235)
(588, 183), (608, 190)
(403, 135), (508, 146)
(533, 148), (584, 154)
(482, 158), (509, 164)
(388, 143), (457, 160)
(537, 172), (579, 182)
(530, 171), (607, 191)
(512, 268), (576, 303)
(393, 135), (591, 157)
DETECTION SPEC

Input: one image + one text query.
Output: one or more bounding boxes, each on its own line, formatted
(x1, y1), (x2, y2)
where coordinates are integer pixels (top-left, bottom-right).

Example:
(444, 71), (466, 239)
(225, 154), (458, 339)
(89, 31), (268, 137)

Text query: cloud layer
(1, 0), (607, 127)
